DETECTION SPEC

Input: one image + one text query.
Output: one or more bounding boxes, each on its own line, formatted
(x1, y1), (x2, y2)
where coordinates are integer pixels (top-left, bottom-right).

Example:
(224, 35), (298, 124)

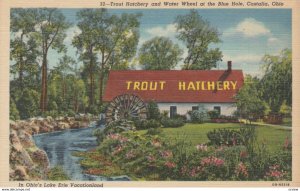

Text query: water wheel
(105, 94), (147, 124)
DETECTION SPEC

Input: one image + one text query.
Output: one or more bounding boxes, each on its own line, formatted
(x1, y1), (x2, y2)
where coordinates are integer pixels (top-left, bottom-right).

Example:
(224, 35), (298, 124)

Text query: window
(192, 106), (199, 111)
(213, 106), (221, 115)
(170, 106), (177, 118)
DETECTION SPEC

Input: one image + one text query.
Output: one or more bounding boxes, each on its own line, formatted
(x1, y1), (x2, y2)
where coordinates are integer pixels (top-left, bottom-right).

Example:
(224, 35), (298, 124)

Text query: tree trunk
(88, 58), (94, 108)
(73, 90), (78, 113)
(40, 54), (48, 112)
(99, 73), (104, 106)
(62, 78), (66, 104)
(99, 60), (104, 106)
(19, 33), (24, 90)
(18, 58), (24, 90)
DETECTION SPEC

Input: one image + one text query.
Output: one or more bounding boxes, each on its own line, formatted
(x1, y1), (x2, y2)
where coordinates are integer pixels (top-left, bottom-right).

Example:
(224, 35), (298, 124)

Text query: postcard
(0, 0), (299, 188)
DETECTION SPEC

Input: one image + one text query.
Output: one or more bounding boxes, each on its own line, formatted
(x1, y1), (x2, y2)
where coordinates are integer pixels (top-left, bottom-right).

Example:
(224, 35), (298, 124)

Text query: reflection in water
(33, 124), (130, 181)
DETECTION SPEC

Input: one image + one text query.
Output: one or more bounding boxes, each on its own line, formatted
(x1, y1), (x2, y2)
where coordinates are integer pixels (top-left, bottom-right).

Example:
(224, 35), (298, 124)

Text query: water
(33, 122), (130, 181)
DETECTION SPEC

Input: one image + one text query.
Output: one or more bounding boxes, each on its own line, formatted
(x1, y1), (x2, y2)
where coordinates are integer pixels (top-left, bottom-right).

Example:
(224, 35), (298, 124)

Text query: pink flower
(146, 155), (156, 162)
(107, 133), (129, 143)
(164, 161), (176, 169)
(265, 164), (286, 179)
(107, 133), (120, 140)
(180, 166), (188, 175)
(189, 168), (197, 177)
(201, 156), (224, 167)
(196, 144), (208, 151)
(125, 150), (136, 159)
(151, 139), (162, 147)
(160, 150), (173, 158)
(235, 162), (248, 178)
(112, 145), (122, 155)
(119, 136), (129, 143)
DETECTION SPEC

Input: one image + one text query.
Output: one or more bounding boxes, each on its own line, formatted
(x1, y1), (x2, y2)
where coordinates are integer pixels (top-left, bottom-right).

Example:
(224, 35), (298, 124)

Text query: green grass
(47, 166), (69, 181)
(137, 123), (291, 153)
(282, 117), (292, 127)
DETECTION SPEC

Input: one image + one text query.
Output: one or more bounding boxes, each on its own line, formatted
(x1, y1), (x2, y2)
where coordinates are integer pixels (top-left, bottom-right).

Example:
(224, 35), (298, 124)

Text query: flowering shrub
(235, 162), (249, 179)
(196, 144), (208, 151)
(265, 165), (287, 180)
(80, 125), (291, 181)
(201, 156), (224, 167)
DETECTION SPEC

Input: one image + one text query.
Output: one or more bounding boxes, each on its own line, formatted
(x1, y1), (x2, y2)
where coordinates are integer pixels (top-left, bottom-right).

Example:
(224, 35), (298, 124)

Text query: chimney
(227, 61), (232, 71)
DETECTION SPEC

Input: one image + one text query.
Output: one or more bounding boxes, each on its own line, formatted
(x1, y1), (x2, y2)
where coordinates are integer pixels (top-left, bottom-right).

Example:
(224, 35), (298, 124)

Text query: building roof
(103, 70), (244, 103)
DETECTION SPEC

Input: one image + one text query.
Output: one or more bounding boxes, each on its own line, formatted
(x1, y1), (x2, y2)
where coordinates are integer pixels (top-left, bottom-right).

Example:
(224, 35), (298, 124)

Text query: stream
(33, 122), (130, 181)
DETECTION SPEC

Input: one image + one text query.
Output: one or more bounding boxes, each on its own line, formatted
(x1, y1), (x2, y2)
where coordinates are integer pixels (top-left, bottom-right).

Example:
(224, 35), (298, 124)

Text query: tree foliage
(260, 49), (292, 112)
(139, 37), (183, 70)
(235, 75), (269, 121)
(74, 9), (141, 107)
(175, 10), (222, 70)
(10, 9), (40, 90)
(33, 8), (70, 112)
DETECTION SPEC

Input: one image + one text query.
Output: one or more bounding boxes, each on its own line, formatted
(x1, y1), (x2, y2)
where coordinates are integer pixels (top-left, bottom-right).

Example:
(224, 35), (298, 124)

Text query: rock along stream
(33, 123), (130, 181)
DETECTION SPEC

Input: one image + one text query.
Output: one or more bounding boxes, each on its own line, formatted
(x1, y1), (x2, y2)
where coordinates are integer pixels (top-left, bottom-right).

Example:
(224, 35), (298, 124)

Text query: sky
(47, 9), (291, 77)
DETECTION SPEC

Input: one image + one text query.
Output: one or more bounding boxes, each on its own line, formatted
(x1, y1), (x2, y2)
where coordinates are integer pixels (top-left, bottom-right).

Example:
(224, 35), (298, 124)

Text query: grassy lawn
(282, 117), (292, 127)
(138, 123), (291, 153)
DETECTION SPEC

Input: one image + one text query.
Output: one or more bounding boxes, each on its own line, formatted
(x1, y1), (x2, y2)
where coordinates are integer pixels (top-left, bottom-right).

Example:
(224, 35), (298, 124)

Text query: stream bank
(9, 115), (94, 181)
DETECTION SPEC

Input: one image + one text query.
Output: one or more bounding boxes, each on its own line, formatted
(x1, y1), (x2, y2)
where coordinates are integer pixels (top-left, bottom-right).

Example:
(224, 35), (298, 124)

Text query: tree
(74, 9), (141, 108)
(95, 9), (141, 105)
(175, 10), (222, 70)
(235, 75), (269, 123)
(73, 11), (98, 109)
(138, 37), (183, 70)
(260, 49), (292, 112)
(53, 55), (75, 106)
(10, 99), (20, 120)
(33, 8), (70, 112)
(10, 9), (40, 90)
(147, 100), (161, 120)
(17, 88), (40, 119)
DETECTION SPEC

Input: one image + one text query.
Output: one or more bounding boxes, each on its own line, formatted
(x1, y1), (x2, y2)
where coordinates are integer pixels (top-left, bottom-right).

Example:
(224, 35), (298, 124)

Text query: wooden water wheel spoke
(106, 94), (147, 123)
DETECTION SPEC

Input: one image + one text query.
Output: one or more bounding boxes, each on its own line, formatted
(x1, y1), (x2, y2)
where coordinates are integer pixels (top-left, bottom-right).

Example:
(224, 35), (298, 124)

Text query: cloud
(64, 26), (82, 44)
(267, 37), (282, 47)
(145, 24), (177, 37)
(222, 53), (265, 77)
(224, 18), (271, 38)
(223, 53), (262, 65)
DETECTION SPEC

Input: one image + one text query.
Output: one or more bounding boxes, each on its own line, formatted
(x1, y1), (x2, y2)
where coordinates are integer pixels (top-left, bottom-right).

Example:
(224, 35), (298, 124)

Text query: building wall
(157, 102), (237, 117)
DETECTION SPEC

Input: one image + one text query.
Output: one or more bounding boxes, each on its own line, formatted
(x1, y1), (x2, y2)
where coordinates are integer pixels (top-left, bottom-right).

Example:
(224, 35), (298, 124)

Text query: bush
(208, 110), (220, 119)
(43, 110), (59, 118)
(82, 125), (291, 181)
(188, 110), (210, 123)
(134, 119), (161, 130)
(160, 110), (169, 118)
(263, 113), (283, 124)
(66, 109), (76, 117)
(10, 99), (20, 120)
(210, 115), (239, 123)
(16, 89), (40, 119)
(160, 117), (185, 128)
(207, 129), (243, 146)
(95, 120), (136, 143)
(146, 128), (163, 135)
(147, 101), (161, 120)
(47, 166), (69, 180)
(173, 114), (187, 121)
